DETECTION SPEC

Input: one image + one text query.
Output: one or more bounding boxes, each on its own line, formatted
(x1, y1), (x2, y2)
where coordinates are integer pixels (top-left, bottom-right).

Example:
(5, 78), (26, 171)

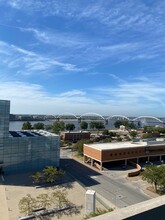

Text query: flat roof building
(84, 140), (165, 170)
(0, 100), (60, 174)
(60, 131), (90, 142)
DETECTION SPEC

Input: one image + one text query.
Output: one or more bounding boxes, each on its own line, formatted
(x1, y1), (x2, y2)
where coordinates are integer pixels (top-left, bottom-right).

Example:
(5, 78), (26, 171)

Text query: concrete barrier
(128, 161), (141, 177)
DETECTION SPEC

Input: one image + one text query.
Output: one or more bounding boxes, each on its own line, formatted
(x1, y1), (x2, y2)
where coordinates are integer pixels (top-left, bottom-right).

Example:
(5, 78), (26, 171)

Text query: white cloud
(95, 81), (165, 108)
(22, 28), (88, 48)
(109, 74), (126, 83)
(59, 90), (86, 97)
(99, 43), (139, 52)
(0, 81), (96, 114)
(0, 40), (82, 76)
(0, 80), (165, 116)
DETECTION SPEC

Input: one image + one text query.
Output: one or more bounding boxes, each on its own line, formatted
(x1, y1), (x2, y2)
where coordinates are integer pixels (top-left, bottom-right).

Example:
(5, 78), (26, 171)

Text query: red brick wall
(60, 132), (90, 142)
(84, 143), (165, 163)
(83, 145), (102, 161)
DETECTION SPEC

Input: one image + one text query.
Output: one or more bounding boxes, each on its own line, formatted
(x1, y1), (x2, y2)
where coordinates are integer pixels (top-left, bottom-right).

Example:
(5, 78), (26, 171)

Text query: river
(9, 119), (113, 131)
(9, 118), (165, 131)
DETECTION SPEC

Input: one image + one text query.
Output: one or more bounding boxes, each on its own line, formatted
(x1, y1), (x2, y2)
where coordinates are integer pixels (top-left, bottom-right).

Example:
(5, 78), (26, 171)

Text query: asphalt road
(60, 151), (150, 208)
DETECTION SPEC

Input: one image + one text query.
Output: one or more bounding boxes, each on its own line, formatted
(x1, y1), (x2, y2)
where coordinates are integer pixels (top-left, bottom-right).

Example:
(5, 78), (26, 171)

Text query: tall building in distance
(0, 100), (60, 174)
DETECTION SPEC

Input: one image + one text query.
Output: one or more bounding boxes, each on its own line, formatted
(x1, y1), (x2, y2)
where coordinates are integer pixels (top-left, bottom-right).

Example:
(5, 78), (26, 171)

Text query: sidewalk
(0, 185), (9, 220)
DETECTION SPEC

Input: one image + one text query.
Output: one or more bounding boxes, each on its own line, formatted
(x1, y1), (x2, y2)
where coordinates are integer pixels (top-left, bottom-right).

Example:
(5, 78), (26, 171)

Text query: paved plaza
(0, 172), (110, 220)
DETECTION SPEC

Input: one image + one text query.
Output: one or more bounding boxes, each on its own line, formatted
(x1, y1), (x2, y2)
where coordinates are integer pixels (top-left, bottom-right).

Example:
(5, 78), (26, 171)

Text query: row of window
(109, 150), (144, 157)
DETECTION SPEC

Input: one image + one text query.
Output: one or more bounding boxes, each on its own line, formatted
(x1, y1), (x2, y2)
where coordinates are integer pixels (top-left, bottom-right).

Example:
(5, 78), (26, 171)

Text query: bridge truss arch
(133, 116), (164, 127)
(106, 115), (130, 121)
(80, 112), (105, 120)
(57, 112), (78, 120)
(133, 116), (163, 123)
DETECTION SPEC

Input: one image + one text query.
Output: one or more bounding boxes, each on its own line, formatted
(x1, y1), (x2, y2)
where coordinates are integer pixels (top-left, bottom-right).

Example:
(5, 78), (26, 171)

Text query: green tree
(32, 166), (64, 184)
(74, 139), (93, 156)
(109, 132), (117, 137)
(22, 121), (32, 130)
(102, 138), (111, 143)
(142, 165), (165, 192)
(80, 121), (88, 130)
(33, 122), (44, 130)
(18, 194), (37, 215)
(116, 136), (122, 142)
(125, 135), (131, 141)
(114, 120), (136, 129)
(52, 121), (65, 134)
(42, 166), (64, 183)
(31, 171), (43, 184)
(65, 123), (75, 132)
(89, 121), (96, 129)
(102, 129), (109, 136)
(142, 133), (155, 138)
(114, 120), (124, 128)
(95, 122), (105, 130)
(89, 121), (105, 130)
(129, 130), (137, 139)
(45, 124), (52, 131)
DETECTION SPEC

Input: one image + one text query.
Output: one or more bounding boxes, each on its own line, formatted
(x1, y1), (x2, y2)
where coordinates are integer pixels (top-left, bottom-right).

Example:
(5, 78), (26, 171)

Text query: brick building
(83, 140), (165, 170)
(60, 131), (90, 142)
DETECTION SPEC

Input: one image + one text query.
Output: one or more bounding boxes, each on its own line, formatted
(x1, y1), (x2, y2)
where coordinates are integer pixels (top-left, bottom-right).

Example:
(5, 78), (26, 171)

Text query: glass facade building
(0, 100), (60, 174)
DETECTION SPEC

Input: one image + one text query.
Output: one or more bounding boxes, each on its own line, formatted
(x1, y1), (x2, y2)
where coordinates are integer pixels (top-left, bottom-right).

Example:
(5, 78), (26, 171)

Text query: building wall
(0, 100), (10, 138)
(102, 147), (145, 162)
(0, 100), (60, 174)
(61, 132), (90, 142)
(1, 135), (60, 173)
(84, 144), (165, 163)
(84, 145), (102, 161)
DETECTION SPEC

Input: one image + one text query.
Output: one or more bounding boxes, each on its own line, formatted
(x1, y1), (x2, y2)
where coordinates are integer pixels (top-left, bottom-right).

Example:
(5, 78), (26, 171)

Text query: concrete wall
(90, 195), (165, 220)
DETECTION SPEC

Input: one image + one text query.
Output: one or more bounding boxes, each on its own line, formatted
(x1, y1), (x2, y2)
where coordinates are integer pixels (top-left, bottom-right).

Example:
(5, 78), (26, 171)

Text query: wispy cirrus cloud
(109, 74), (126, 84)
(95, 81), (165, 107)
(1, 79), (165, 116)
(0, 40), (83, 77)
(4, 0), (165, 37)
(1, 1), (165, 65)
(21, 27), (89, 48)
(0, 81), (96, 114)
(59, 90), (86, 97)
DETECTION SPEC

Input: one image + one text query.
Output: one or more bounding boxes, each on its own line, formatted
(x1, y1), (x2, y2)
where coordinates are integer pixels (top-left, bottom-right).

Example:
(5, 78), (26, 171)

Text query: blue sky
(0, 0), (165, 116)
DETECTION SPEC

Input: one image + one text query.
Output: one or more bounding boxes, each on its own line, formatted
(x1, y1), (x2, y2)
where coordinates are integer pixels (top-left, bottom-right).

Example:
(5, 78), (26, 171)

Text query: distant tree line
(114, 120), (136, 129)
(141, 126), (165, 138)
(22, 120), (106, 134)
(22, 122), (45, 130)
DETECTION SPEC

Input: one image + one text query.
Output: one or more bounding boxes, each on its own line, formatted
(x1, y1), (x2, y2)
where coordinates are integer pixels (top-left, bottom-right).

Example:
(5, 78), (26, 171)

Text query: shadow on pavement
(60, 158), (101, 187)
(0, 171), (74, 188)
(0, 158), (102, 188)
